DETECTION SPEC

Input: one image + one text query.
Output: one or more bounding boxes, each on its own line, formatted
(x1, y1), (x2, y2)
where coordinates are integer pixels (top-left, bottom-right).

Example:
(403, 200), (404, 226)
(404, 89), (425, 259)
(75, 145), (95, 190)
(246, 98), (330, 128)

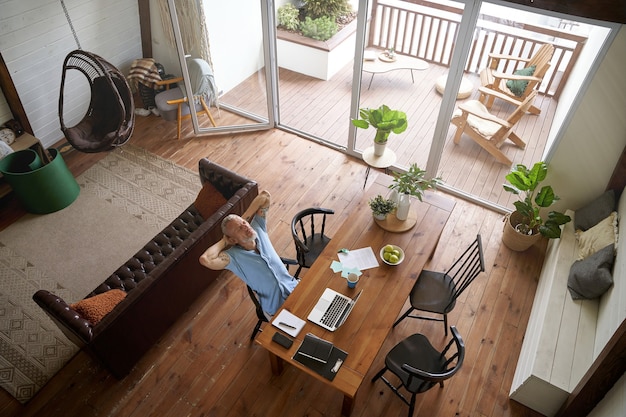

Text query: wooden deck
(222, 59), (557, 209)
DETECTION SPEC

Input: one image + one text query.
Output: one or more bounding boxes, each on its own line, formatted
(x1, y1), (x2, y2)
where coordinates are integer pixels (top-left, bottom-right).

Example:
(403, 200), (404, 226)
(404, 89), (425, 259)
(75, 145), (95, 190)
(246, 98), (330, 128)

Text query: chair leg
(393, 307), (414, 328)
(199, 97), (217, 127)
(176, 103), (182, 140)
(443, 314), (448, 336)
(251, 319), (263, 340)
(408, 393), (417, 417)
(294, 265), (303, 279)
(371, 366), (388, 382)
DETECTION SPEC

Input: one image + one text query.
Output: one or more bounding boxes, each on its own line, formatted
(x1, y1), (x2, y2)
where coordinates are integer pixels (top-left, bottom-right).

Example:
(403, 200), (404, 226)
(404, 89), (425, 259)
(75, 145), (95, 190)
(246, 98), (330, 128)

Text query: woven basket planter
(502, 211), (542, 251)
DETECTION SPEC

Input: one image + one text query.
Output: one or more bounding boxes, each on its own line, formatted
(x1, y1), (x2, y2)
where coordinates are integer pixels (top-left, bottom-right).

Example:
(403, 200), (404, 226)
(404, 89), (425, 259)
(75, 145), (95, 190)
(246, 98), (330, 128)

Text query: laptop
(307, 288), (363, 331)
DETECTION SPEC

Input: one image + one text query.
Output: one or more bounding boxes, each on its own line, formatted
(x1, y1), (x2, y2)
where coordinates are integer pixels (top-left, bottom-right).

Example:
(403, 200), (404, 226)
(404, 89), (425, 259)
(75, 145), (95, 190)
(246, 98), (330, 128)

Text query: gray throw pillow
(567, 244), (615, 300)
(575, 190), (616, 231)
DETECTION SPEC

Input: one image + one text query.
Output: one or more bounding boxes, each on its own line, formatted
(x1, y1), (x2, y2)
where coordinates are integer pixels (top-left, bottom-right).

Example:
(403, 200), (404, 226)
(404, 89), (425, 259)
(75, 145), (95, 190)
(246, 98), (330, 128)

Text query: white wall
(150, 0), (265, 96)
(548, 25), (626, 212)
(0, 0), (142, 148)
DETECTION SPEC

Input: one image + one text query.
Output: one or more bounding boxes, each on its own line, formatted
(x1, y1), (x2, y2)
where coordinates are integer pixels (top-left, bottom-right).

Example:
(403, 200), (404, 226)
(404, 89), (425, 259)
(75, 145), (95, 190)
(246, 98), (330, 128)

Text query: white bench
(509, 189), (626, 416)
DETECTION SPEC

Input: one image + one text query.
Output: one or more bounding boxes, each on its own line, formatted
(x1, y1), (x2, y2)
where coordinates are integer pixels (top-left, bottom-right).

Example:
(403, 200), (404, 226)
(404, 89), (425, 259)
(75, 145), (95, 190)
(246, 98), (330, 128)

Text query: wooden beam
(138, 0), (152, 58)
(0, 53), (33, 135)
(557, 319), (626, 417)
(501, 0), (626, 24)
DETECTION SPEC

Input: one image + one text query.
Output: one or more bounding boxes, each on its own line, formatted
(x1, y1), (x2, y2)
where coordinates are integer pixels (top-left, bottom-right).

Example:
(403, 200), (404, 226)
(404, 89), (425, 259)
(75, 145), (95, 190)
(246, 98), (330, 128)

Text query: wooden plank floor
(0, 111), (547, 417)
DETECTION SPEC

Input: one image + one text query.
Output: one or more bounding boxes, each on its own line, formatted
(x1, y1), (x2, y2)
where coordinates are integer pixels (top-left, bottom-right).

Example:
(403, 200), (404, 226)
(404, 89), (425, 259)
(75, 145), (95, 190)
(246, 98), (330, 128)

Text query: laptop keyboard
(321, 295), (349, 326)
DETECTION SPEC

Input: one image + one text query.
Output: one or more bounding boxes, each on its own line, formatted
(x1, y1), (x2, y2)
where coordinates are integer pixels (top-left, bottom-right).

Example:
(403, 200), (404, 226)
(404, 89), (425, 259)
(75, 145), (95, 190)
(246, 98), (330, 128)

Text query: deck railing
(368, 0), (587, 100)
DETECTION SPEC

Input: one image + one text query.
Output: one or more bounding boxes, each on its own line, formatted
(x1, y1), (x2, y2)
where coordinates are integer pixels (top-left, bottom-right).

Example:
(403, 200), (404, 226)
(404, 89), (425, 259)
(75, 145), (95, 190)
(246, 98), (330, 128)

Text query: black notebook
(296, 333), (333, 363)
(293, 334), (348, 381)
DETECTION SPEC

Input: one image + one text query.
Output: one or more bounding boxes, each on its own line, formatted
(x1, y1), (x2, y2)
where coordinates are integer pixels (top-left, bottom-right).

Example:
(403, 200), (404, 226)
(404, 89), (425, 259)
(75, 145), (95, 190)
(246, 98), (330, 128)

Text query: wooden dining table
(255, 175), (456, 416)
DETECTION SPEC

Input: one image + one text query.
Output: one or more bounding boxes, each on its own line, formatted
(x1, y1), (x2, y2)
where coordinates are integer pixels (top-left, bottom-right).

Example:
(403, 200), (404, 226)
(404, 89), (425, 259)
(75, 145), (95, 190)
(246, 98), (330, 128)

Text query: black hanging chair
(59, 50), (134, 153)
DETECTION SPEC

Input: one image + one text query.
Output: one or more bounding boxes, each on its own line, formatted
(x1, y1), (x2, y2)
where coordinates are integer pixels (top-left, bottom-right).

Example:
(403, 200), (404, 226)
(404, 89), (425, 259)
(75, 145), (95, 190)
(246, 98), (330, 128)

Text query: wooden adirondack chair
(450, 90), (537, 165)
(479, 43), (554, 115)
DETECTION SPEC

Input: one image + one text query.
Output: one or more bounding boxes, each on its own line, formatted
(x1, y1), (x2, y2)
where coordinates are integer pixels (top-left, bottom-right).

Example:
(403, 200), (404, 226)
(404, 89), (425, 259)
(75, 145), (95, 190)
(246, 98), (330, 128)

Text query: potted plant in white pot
(368, 194), (396, 220)
(502, 161), (571, 251)
(389, 163), (441, 221)
(351, 104), (408, 156)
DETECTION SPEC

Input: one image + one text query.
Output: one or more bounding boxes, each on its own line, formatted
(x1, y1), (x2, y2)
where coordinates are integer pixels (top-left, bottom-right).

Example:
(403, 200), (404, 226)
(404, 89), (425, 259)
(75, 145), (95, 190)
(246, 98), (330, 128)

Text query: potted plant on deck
(389, 163), (441, 221)
(502, 161), (571, 251)
(351, 104), (408, 156)
(368, 194), (396, 220)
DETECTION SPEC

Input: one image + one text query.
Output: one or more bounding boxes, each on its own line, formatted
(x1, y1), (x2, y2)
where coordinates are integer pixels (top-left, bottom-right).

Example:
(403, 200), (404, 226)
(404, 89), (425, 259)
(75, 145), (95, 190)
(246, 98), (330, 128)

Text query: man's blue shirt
(225, 215), (297, 315)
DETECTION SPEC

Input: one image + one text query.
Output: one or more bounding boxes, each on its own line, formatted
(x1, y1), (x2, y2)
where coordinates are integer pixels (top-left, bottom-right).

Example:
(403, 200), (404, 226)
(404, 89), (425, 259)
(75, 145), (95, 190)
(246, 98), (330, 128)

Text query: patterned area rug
(0, 145), (201, 403)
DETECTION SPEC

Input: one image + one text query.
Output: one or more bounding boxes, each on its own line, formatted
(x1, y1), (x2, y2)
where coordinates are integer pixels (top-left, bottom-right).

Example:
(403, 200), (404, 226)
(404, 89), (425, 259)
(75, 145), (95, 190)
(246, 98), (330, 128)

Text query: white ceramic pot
(374, 142), (386, 156)
(395, 193), (411, 221)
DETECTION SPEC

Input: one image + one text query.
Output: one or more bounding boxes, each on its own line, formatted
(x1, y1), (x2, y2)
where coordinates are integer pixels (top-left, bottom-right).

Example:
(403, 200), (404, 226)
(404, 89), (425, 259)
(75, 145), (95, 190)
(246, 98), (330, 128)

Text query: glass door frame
(167, 0), (279, 136)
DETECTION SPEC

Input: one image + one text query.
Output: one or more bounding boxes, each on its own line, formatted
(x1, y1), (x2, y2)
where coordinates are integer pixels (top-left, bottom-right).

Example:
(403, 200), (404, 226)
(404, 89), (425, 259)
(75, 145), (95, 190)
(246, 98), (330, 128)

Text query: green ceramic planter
(0, 148), (79, 214)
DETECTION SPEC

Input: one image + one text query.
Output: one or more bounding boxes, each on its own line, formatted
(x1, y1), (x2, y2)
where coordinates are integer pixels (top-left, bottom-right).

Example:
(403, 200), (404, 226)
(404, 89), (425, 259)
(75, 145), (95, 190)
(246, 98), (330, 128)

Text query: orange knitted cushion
(194, 181), (227, 219)
(71, 289), (126, 324)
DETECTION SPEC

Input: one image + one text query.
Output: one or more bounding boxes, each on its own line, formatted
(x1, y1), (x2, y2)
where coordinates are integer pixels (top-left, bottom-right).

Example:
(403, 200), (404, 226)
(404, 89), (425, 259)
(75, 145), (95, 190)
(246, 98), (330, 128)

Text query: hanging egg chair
(58, 49), (134, 153)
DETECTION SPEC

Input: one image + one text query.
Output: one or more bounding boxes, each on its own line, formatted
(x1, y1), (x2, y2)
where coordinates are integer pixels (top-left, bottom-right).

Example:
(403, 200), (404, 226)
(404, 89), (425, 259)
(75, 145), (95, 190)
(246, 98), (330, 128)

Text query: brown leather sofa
(33, 158), (258, 378)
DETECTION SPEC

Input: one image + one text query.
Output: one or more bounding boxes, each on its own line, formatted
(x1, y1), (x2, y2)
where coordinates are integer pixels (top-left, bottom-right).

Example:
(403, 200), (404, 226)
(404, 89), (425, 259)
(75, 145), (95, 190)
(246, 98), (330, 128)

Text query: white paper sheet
(271, 309), (306, 337)
(337, 247), (379, 270)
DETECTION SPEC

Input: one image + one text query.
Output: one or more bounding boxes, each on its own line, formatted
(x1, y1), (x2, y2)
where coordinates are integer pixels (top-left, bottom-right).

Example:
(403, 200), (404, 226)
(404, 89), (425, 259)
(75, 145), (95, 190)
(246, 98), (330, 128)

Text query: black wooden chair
(372, 326), (465, 417)
(393, 235), (485, 335)
(248, 257), (297, 340)
(291, 207), (335, 278)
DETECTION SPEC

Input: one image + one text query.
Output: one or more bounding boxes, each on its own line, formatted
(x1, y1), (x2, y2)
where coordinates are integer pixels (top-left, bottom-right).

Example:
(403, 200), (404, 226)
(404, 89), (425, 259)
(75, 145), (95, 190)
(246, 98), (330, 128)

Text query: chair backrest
(505, 43), (554, 100)
(527, 43), (555, 81)
(291, 207), (334, 264)
(404, 326), (465, 390)
(446, 235), (485, 305)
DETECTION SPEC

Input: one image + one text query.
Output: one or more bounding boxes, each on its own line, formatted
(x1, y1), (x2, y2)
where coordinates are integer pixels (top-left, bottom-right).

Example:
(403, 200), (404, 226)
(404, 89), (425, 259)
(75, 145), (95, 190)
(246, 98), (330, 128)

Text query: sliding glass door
(167, 0), (277, 135)
(166, 0), (615, 210)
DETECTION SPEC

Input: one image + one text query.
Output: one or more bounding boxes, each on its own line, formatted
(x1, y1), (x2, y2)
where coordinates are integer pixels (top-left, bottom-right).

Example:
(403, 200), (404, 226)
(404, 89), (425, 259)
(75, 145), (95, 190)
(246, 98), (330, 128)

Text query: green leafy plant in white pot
(368, 194), (396, 220)
(502, 161), (571, 251)
(351, 104), (408, 156)
(389, 163), (441, 221)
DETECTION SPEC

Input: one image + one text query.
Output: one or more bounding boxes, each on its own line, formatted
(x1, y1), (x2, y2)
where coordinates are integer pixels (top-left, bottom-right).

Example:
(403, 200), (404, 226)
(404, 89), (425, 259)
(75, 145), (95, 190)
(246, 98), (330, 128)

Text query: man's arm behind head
(242, 190), (271, 222)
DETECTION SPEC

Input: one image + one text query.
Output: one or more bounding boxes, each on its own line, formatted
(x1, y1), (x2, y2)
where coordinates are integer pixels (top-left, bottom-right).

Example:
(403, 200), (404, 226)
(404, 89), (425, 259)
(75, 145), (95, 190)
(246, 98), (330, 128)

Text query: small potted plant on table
(502, 161), (571, 251)
(389, 163), (441, 221)
(368, 194), (396, 220)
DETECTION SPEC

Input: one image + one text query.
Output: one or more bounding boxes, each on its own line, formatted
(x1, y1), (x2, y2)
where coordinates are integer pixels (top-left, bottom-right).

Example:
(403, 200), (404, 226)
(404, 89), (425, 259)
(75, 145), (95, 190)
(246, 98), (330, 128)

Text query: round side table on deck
(362, 146), (396, 189)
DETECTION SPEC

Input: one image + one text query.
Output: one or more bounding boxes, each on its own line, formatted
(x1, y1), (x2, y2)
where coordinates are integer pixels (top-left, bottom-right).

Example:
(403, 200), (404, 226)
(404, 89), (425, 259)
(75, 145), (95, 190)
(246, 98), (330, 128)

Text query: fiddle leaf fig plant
(351, 104), (408, 144)
(503, 161), (571, 238)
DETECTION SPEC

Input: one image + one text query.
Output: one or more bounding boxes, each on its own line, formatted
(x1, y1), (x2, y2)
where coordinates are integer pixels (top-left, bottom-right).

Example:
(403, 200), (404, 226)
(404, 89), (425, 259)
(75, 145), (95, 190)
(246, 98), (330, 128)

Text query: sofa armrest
(32, 290), (93, 345)
(198, 158), (257, 199)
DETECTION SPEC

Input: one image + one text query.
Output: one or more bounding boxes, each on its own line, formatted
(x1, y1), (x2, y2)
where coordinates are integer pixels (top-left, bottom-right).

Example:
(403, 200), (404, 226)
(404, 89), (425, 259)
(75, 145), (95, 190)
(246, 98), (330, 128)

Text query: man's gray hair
(221, 214), (239, 236)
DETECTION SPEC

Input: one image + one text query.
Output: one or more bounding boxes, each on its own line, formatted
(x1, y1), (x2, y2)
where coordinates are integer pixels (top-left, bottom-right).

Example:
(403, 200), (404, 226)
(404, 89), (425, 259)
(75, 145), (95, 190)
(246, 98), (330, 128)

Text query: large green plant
(351, 104), (408, 144)
(299, 16), (338, 41)
(303, 0), (351, 19)
(503, 161), (571, 238)
(277, 3), (300, 31)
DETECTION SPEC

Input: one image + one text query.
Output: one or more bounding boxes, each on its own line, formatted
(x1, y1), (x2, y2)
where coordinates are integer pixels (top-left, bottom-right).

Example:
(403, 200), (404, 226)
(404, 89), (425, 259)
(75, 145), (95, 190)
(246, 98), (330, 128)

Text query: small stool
(362, 146), (396, 189)
(435, 74), (473, 99)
